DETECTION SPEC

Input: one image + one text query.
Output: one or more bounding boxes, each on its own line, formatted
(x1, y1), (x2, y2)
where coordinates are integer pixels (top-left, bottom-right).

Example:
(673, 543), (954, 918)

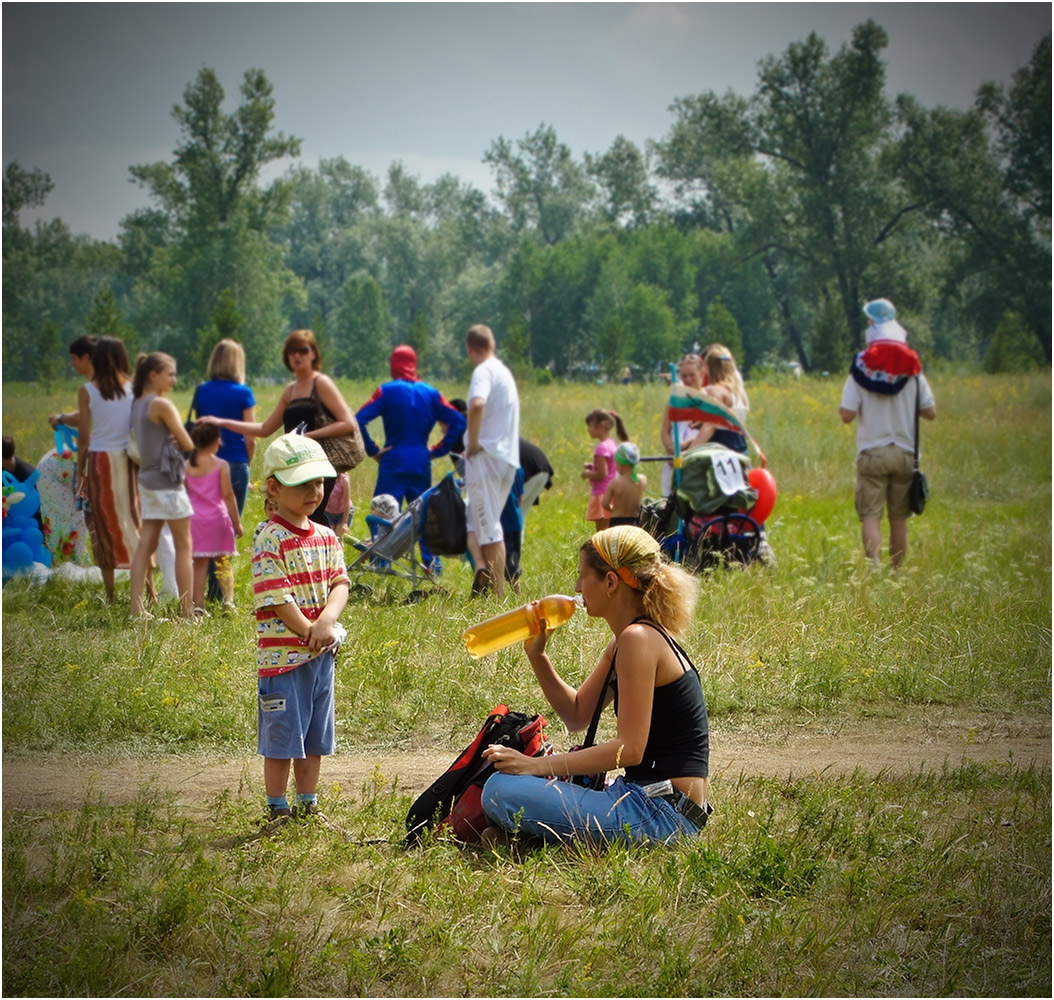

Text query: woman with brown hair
(203, 330), (358, 523)
(74, 336), (142, 604)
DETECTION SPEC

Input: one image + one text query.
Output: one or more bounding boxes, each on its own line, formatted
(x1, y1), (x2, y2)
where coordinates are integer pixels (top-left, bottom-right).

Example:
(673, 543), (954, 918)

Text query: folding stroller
(345, 481), (446, 602)
(641, 444), (764, 570)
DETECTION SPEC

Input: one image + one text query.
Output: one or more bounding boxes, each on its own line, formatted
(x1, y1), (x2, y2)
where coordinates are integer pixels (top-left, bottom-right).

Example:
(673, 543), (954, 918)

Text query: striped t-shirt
(252, 515), (350, 676)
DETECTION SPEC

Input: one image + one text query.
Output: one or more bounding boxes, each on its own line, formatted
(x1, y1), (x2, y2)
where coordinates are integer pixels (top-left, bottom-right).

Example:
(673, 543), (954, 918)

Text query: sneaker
(424, 556), (443, 578)
(757, 539), (778, 567)
(258, 806), (294, 838)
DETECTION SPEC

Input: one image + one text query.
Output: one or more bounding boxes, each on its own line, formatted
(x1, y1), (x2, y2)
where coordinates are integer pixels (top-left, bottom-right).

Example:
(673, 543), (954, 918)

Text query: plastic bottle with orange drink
(462, 594), (581, 658)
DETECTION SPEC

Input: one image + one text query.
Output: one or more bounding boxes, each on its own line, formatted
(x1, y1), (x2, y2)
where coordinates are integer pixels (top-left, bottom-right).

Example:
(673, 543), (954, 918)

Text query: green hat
(263, 433), (336, 485)
(615, 442), (640, 482)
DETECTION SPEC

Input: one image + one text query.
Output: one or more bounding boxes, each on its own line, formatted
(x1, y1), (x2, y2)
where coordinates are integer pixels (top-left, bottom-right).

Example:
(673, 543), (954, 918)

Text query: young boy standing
(254, 433), (350, 835)
(602, 442), (648, 527)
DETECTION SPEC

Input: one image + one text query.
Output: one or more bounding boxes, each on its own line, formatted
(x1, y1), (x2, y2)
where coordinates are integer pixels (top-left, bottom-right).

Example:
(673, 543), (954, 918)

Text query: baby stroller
(346, 480), (449, 603)
(641, 386), (777, 570)
(641, 444), (767, 570)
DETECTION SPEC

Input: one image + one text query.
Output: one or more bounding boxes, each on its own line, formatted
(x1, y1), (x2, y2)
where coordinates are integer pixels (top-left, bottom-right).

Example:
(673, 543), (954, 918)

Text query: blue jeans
(374, 468), (435, 565)
(228, 461), (250, 515)
(481, 773), (703, 846)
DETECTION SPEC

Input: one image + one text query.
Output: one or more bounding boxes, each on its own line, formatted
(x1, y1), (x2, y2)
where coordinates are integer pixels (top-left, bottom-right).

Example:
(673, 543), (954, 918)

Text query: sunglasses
(288, 346), (312, 355)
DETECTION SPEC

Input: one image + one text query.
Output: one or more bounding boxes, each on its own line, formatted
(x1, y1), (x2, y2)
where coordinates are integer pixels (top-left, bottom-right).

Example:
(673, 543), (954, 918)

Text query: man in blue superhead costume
(356, 345), (466, 572)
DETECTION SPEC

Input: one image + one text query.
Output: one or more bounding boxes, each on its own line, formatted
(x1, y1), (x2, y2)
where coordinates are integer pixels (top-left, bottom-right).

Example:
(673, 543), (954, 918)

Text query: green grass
(3, 761), (1048, 996)
(3, 372), (1051, 995)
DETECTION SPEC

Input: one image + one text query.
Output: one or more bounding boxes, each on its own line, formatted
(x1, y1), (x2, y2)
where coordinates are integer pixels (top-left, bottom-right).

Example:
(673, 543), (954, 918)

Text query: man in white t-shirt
(839, 298), (936, 570)
(464, 324), (520, 597)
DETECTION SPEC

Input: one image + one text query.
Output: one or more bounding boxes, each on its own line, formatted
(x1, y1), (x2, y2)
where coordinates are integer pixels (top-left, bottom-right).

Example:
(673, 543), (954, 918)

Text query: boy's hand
(303, 619), (347, 653)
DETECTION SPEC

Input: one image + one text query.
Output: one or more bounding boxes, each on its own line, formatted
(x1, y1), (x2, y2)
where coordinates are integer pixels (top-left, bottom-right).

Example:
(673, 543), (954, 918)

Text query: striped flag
(667, 389), (767, 468)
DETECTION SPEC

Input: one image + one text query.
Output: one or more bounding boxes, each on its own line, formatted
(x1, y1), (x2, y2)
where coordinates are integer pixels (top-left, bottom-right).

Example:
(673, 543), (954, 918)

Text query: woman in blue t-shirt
(480, 525), (711, 846)
(195, 339), (256, 514)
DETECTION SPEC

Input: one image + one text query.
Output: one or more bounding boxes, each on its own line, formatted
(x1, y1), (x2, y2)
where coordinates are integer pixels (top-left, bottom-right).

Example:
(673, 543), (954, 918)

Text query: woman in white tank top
(75, 336), (144, 604)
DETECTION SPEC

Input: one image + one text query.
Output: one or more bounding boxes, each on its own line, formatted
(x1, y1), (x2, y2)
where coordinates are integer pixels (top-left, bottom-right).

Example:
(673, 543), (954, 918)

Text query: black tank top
(284, 377), (322, 434)
(612, 618), (709, 782)
(709, 427), (747, 454)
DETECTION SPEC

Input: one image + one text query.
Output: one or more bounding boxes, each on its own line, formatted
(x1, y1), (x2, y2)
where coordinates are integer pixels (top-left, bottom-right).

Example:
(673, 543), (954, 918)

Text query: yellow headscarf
(591, 525), (660, 591)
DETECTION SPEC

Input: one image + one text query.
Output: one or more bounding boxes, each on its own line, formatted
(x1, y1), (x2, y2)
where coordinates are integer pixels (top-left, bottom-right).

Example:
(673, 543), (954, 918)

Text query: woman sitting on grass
(480, 524), (711, 846)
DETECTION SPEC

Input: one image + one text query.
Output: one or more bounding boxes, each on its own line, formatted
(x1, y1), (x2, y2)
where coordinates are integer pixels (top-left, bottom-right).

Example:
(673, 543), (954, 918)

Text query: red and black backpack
(405, 705), (551, 846)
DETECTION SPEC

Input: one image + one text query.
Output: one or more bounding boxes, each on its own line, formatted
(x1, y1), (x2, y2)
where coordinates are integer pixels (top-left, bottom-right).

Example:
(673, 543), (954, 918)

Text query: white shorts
(140, 486), (193, 521)
(465, 452), (516, 547)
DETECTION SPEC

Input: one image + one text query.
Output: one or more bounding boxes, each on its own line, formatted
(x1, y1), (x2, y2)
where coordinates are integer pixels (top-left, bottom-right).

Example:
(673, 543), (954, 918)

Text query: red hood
(390, 345), (418, 381)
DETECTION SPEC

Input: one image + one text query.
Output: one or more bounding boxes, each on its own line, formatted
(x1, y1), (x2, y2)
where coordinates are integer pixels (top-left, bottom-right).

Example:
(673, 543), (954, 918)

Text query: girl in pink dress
(185, 423), (243, 614)
(580, 409), (630, 532)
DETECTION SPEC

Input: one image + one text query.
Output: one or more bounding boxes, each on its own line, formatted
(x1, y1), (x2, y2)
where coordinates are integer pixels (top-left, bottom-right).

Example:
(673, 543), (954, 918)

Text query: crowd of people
(15, 297), (932, 846)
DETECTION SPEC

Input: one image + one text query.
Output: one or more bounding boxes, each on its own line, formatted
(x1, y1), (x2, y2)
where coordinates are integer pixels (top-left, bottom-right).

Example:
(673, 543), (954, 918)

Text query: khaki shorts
(855, 445), (915, 520)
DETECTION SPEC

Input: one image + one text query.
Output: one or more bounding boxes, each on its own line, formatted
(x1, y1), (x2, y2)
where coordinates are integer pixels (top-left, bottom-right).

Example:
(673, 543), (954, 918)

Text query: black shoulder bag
(566, 660), (616, 790)
(909, 375), (929, 515)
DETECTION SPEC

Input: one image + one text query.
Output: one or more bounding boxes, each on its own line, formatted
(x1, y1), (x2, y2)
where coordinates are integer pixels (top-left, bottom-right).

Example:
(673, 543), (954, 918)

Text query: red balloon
(748, 468), (777, 524)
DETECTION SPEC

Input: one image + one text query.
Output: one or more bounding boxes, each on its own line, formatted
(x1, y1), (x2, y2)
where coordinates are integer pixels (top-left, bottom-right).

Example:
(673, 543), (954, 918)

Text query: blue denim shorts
(481, 773), (705, 846)
(257, 651), (335, 759)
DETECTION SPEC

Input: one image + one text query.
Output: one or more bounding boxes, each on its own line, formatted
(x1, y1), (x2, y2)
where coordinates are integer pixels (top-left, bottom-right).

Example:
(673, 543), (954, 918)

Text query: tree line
(3, 21), (1049, 385)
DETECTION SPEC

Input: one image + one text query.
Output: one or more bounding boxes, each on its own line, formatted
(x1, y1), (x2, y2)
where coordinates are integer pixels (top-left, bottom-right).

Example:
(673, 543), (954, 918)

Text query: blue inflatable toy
(3, 466), (53, 582)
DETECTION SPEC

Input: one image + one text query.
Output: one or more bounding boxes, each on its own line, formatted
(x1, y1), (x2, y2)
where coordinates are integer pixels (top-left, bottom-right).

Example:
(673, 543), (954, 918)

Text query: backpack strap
(913, 375), (921, 472)
(594, 617), (700, 746)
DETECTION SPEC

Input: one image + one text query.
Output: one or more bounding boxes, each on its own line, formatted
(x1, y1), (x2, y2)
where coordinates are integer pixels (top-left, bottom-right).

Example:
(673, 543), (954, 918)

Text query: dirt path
(3, 713), (1049, 813)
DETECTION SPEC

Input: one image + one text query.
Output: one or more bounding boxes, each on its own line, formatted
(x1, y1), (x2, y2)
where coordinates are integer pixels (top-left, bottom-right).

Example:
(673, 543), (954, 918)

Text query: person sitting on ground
(603, 442), (648, 528)
(2, 435), (43, 531)
(479, 525), (711, 846)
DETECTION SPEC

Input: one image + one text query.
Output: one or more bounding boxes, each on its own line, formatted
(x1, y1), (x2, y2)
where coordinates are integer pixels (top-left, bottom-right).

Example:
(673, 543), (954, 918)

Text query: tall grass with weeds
(3, 761), (1048, 996)
(3, 372), (1050, 995)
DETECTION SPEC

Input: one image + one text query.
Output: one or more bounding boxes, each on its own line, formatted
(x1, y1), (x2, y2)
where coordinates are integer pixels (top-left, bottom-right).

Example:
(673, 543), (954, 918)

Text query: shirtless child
(603, 442), (648, 527)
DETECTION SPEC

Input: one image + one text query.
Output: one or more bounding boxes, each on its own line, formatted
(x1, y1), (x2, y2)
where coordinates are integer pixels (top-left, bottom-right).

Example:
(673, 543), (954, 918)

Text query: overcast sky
(3, 2), (1049, 240)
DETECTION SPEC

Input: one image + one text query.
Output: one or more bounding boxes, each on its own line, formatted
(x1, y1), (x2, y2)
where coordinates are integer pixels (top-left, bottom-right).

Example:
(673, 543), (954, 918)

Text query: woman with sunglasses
(201, 330), (357, 523)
